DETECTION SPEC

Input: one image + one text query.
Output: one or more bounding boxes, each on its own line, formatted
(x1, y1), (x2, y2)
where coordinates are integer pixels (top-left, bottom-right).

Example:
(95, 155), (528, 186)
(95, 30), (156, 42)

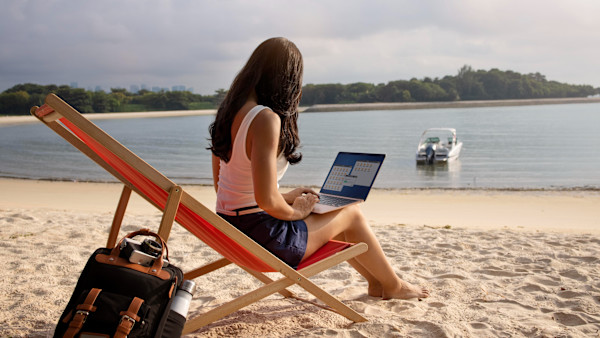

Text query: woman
(209, 37), (429, 300)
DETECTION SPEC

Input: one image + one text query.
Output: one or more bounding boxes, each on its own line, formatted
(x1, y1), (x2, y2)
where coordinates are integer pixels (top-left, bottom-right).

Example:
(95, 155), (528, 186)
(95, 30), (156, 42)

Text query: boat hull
(416, 141), (462, 164)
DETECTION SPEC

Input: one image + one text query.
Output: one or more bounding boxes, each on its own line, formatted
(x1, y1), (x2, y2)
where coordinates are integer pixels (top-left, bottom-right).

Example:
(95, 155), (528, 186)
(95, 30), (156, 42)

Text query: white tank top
(215, 105), (289, 214)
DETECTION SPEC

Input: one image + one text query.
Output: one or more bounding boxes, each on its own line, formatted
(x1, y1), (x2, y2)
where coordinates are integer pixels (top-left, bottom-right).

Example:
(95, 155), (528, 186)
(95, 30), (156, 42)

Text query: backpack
(54, 229), (184, 338)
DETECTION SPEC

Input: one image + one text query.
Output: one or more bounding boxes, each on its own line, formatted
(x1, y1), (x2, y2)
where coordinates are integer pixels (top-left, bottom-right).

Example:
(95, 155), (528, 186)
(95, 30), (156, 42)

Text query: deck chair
(31, 94), (368, 334)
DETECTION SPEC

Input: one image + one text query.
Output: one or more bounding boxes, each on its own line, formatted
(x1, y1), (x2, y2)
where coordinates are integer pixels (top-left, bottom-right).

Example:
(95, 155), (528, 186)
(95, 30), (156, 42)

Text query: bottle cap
(180, 280), (196, 294)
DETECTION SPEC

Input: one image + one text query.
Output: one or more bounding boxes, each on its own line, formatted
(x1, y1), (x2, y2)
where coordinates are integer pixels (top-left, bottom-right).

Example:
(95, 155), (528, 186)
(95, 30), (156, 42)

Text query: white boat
(416, 128), (463, 164)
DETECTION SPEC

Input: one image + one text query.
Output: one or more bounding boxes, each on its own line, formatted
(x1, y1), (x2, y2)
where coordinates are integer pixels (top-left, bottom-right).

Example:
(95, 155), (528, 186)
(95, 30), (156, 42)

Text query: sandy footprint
(516, 283), (548, 293)
(552, 312), (587, 326)
(380, 300), (418, 313)
(434, 273), (467, 280)
(469, 321), (492, 330)
(559, 268), (589, 282)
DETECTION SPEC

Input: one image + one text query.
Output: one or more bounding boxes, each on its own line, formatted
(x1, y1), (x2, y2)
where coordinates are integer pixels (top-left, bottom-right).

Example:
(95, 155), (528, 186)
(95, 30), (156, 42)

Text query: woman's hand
(283, 187), (319, 205)
(291, 192), (319, 219)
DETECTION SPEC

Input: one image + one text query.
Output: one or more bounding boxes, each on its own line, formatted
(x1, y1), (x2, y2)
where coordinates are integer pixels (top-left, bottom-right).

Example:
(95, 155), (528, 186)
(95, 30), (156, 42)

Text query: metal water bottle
(171, 280), (195, 317)
(162, 280), (196, 337)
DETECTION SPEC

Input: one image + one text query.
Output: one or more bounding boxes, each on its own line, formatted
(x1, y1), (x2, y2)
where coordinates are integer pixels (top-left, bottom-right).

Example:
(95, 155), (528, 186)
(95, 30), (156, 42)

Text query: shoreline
(2, 178), (598, 235)
(0, 108), (218, 126)
(2, 97), (600, 126)
(2, 175), (599, 192)
(303, 97), (600, 112)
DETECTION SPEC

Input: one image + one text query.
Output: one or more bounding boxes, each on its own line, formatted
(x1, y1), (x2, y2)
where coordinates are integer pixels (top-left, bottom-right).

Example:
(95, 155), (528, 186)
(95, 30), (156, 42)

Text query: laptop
(312, 152), (385, 214)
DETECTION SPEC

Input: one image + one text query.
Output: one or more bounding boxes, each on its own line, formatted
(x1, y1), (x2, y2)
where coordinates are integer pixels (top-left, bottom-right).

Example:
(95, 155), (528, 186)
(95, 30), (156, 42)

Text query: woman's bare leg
(302, 205), (429, 299)
(332, 233), (383, 297)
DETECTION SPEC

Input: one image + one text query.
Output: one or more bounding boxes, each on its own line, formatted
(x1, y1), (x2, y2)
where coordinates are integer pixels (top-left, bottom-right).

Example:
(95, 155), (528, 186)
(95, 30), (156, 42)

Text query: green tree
(455, 65), (487, 100)
(56, 86), (93, 114)
(165, 91), (192, 110)
(0, 91), (30, 115)
(213, 89), (227, 107)
(375, 80), (412, 102)
(408, 79), (449, 101)
(92, 91), (110, 113)
(109, 88), (130, 111)
(479, 69), (507, 99)
(342, 82), (376, 103)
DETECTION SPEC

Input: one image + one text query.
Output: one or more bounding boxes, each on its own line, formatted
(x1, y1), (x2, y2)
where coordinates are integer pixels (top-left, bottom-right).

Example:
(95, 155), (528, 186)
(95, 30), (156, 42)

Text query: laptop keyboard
(318, 194), (355, 207)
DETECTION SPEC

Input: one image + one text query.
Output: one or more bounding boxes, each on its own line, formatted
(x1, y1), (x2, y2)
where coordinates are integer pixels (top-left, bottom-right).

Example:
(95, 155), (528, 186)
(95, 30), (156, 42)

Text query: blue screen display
(319, 152), (385, 200)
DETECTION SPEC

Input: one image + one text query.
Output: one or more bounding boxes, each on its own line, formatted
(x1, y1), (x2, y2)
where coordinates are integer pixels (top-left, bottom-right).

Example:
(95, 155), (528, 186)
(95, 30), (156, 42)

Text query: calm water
(1, 103), (599, 189)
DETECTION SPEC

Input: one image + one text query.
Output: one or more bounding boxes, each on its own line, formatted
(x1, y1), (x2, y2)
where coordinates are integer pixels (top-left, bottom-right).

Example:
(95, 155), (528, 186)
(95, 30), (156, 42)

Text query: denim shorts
(218, 211), (308, 269)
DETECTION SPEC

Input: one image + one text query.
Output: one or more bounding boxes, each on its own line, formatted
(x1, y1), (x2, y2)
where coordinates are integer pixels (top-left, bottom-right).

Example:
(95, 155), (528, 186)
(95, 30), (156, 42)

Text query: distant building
(74, 83), (193, 94)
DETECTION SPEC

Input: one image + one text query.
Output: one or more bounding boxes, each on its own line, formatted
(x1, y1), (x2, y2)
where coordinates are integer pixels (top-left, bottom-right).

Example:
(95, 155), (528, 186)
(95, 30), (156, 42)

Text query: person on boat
(208, 37), (429, 300)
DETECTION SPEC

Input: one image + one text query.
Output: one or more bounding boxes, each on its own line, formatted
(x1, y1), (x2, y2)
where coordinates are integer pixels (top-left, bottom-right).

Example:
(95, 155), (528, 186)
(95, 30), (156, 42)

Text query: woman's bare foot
(382, 279), (430, 300)
(368, 282), (383, 297)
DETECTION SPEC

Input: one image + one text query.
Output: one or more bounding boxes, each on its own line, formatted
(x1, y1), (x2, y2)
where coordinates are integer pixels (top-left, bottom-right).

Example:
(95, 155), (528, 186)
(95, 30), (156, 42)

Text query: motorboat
(416, 128), (463, 164)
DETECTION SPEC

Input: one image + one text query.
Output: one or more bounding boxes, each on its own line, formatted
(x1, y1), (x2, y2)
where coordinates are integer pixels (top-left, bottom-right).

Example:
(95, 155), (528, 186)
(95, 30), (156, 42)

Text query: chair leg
(183, 270), (366, 334)
(184, 258), (231, 280)
(158, 185), (182, 242)
(106, 185), (132, 248)
(241, 267), (296, 298)
(183, 275), (297, 333)
(183, 245), (369, 334)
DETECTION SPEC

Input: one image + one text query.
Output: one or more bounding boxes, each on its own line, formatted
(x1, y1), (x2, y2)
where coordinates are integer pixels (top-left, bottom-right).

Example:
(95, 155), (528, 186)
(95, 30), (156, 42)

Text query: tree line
(0, 84), (225, 115)
(301, 66), (598, 105)
(1, 65), (598, 115)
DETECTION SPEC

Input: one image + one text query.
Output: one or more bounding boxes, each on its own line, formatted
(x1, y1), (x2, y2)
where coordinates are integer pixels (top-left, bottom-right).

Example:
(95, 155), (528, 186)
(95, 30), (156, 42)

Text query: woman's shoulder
(253, 106), (280, 127)
(248, 107), (281, 145)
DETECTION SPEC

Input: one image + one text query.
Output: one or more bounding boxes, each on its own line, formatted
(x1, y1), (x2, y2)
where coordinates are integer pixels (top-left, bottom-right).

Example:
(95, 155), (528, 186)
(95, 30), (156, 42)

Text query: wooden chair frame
(32, 94), (368, 334)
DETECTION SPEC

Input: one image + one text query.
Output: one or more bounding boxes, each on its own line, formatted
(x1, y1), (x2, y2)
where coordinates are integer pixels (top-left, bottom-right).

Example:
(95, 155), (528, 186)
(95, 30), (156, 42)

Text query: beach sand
(1, 178), (599, 337)
(0, 109), (218, 127)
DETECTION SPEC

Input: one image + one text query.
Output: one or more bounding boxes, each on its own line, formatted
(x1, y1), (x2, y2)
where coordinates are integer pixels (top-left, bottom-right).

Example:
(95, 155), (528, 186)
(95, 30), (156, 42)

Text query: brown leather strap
(110, 229), (169, 276)
(63, 288), (102, 338)
(114, 297), (144, 338)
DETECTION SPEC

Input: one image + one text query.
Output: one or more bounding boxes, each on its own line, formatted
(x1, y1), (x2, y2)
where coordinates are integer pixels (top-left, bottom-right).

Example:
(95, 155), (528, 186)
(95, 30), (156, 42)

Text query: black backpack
(54, 229), (184, 338)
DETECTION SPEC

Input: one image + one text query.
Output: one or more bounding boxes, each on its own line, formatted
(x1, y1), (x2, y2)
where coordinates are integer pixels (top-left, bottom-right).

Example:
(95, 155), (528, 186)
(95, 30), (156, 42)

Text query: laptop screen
(320, 152), (385, 200)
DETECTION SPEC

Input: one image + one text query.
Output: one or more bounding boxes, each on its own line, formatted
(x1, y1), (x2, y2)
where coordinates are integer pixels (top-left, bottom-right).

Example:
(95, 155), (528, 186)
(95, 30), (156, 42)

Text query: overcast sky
(2, 0), (599, 94)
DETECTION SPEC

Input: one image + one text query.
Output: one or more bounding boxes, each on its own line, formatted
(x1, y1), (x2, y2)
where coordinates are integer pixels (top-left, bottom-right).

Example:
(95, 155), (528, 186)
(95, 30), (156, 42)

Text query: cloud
(1, 0), (599, 95)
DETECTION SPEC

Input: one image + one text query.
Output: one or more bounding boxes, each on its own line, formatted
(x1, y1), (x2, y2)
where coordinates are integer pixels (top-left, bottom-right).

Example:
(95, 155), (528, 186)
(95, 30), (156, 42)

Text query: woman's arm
(249, 109), (317, 220)
(211, 154), (220, 193)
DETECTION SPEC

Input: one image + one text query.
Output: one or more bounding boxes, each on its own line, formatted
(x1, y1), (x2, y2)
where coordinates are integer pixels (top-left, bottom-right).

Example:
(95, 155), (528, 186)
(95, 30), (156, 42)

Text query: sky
(2, 0), (599, 95)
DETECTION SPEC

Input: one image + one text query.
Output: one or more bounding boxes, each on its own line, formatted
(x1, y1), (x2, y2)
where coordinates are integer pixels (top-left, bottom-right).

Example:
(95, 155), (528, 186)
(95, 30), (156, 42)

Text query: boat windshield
(424, 137), (440, 144)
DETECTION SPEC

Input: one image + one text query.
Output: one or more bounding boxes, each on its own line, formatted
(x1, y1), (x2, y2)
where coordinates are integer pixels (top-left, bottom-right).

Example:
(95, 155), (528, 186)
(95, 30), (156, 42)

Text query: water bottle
(171, 280), (195, 317)
(162, 280), (196, 337)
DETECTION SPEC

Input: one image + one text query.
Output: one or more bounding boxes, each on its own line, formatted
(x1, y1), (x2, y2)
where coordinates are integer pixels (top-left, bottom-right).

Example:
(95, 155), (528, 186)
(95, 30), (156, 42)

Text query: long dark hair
(208, 37), (303, 164)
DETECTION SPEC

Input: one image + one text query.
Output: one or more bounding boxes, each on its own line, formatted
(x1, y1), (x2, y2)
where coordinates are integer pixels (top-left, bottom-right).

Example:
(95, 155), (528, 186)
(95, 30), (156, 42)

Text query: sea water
(1, 102), (599, 189)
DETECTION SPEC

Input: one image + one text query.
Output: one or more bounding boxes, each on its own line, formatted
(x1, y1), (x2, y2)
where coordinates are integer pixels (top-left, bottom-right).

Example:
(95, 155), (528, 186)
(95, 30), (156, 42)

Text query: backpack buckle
(75, 310), (90, 323)
(120, 314), (136, 325)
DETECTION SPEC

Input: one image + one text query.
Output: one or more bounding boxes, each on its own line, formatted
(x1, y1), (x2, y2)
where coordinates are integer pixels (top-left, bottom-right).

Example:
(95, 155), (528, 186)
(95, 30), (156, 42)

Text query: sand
(0, 109), (218, 127)
(1, 178), (599, 337)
